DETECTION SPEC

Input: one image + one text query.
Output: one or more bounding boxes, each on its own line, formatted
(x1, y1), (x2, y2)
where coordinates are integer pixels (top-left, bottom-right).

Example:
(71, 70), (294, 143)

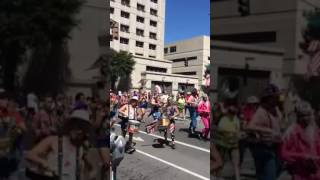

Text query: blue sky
(164, 0), (210, 44)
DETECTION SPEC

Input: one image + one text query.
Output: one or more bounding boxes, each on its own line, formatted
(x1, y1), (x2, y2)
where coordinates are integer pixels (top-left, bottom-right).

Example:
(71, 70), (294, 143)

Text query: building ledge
(142, 71), (198, 79)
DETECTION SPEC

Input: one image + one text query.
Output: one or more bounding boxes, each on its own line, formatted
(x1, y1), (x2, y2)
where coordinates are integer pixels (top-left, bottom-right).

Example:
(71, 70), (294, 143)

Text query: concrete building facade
(210, 40), (284, 102)
(110, 0), (199, 94)
(164, 36), (211, 89)
(211, 0), (320, 86)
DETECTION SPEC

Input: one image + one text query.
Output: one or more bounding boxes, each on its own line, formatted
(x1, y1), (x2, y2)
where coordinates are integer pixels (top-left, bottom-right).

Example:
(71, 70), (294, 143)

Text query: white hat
(70, 110), (90, 124)
(131, 96), (139, 101)
(247, 96), (259, 104)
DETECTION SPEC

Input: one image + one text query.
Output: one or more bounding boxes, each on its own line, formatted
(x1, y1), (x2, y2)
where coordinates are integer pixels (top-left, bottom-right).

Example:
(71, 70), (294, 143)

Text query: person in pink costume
(280, 101), (319, 180)
(198, 94), (211, 140)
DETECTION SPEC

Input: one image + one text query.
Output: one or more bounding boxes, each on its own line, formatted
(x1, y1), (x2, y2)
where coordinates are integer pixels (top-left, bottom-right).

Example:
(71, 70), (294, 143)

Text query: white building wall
(110, 0), (165, 59)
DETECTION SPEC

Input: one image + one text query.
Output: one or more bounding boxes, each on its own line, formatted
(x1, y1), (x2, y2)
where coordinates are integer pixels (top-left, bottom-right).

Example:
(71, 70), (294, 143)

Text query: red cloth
(242, 105), (256, 123)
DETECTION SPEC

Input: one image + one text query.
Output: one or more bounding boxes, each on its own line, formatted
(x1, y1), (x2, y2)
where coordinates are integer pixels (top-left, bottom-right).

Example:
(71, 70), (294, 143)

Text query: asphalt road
(112, 114), (211, 180)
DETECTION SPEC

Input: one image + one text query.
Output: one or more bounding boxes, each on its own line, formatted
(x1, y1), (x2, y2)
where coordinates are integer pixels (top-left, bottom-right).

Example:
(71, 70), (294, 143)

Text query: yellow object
(160, 118), (170, 127)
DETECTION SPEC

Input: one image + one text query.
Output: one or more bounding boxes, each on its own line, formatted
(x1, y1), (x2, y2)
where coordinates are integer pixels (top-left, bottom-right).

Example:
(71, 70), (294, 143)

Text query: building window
(121, 11), (130, 18)
(151, 0), (158, 3)
(150, 32), (157, 40)
(136, 29), (144, 36)
(150, 8), (158, 16)
(137, 3), (145, 12)
(146, 66), (167, 73)
(149, 55), (156, 58)
(164, 48), (168, 54)
(121, 0), (130, 7)
(171, 56), (197, 62)
(170, 46), (176, 53)
(120, 24), (129, 33)
(150, 20), (157, 27)
(120, 37), (129, 44)
(175, 72), (197, 75)
(135, 53), (143, 56)
(149, 44), (156, 50)
(208, 57), (211, 60)
(136, 41), (144, 48)
(137, 16), (145, 23)
(211, 31), (277, 43)
(110, 7), (114, 14)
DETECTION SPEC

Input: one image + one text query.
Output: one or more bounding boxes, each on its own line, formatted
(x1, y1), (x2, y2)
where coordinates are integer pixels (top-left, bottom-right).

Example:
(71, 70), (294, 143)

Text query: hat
(130, 96), (139, 101)
(295, 101), (313, 116)
(69, 110), (90, 124)
(261, 84), (280, 98)
(247, 96), (259, 104)
(187, 92), (191, 95)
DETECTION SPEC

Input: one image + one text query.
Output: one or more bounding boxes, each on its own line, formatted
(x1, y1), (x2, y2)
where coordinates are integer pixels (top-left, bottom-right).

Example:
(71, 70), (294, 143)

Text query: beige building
(110, 0), (199, 94)
(164, 36), (210, 89)
(211, 0), (320, 86)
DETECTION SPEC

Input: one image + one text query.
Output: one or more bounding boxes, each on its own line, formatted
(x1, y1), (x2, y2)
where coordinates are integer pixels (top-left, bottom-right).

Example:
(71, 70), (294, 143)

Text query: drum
(128, 120), (141, 133)
(159, 118), (170, 127)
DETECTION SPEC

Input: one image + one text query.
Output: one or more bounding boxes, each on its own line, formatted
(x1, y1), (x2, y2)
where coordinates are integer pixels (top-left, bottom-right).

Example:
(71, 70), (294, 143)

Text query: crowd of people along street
(110, 87), (211, 152)
(211, 84), (320, 180)
(0, 91), (109, 180)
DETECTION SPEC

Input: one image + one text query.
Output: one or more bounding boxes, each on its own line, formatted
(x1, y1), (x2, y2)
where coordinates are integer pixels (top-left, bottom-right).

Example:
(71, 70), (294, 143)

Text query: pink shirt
(280, 123), (319, 180)
(198, 100), (211, 118)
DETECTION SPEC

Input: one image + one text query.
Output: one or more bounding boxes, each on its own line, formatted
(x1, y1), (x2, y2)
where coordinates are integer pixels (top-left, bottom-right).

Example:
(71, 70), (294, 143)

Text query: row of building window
(110, 8), (158, 27)
(120, 37), (157, 50)
(120, 24), (157, 39)
(146, 66), (167, 73)
(135, 53), (157, 59)
(164, 46), (176, 53)
(171, 56), (197, 62)
(110, 0), (158, 16)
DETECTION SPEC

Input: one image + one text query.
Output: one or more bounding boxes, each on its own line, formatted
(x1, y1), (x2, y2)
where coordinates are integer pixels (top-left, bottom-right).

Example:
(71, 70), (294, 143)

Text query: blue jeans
(188, 107), (197, 130)
(251, 146), (280, 180)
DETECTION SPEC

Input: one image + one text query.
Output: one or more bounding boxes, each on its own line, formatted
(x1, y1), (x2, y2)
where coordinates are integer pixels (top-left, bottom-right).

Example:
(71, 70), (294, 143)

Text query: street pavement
(113, 113), (211, 180)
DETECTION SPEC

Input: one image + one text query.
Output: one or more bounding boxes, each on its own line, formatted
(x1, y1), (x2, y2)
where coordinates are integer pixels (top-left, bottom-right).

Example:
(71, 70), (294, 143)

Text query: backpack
(0, 116), (18, 158)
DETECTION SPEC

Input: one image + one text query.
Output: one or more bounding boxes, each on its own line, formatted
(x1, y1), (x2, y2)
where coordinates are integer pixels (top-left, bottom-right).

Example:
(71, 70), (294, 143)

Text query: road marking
(114, 124), (210, 153)
(136, 149), (210, 180)
(125, 135), (145, 142)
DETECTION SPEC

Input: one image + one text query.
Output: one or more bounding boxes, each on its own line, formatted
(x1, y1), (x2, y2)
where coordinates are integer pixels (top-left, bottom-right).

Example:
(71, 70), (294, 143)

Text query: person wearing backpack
(25, 110), (94, 180)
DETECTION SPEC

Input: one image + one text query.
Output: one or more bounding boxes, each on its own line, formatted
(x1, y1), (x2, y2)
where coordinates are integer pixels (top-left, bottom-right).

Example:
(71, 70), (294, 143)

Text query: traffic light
(238, 0), (250, 16)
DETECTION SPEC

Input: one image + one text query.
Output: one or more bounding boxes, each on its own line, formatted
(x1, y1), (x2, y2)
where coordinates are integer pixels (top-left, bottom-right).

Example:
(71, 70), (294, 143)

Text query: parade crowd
(211, 84), (320, 180)
(110, 88), (211, 153)
(0, 91), (109, 180)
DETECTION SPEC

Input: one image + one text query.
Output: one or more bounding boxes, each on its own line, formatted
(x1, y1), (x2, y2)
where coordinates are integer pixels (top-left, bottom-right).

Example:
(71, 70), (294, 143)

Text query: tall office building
(110, 0), (198, 93)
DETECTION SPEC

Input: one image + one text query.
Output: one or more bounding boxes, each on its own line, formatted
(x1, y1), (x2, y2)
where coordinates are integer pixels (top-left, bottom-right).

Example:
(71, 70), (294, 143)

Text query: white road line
(113, 124), (210, 153)
(136, 149), (210, 180)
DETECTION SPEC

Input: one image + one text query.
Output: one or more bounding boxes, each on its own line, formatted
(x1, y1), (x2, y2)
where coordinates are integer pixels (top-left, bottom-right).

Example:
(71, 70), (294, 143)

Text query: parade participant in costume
(177, 92), (186, 120)
(248, 84), (283, 180)
(280, 101), (319, 180)
(163, 98), (179, 149)
(198, 94), (211, 140)
(118, 96), (142, 154)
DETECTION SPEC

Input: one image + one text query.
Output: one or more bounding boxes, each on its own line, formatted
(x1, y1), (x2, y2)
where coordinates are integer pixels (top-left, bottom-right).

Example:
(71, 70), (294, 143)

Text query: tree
(0, 0), (84, 94)
(93, 49), (135, 91)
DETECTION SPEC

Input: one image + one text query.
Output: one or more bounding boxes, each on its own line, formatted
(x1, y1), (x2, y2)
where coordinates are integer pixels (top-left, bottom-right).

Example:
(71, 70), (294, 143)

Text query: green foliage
(94, 49), (135, 90)
(0, 0), (85, 93)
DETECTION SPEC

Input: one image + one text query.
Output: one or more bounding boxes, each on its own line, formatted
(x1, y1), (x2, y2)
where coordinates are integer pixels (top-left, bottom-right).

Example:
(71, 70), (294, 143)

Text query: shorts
(119, 117), (129, 130)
